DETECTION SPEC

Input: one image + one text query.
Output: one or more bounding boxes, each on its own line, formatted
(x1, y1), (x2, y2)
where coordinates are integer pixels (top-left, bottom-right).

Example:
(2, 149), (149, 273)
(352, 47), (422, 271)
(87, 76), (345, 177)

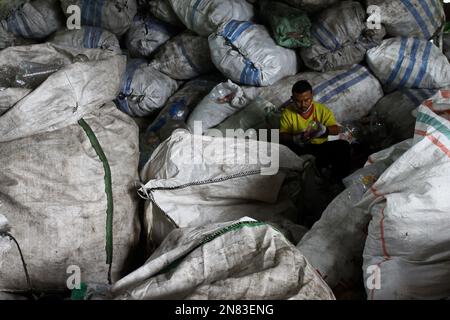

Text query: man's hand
(304, 121), (327, 139)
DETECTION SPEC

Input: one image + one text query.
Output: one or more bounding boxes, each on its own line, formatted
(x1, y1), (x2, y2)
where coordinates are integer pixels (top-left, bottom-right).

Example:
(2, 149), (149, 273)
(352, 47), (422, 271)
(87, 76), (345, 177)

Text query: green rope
(78, 118), (114, 284)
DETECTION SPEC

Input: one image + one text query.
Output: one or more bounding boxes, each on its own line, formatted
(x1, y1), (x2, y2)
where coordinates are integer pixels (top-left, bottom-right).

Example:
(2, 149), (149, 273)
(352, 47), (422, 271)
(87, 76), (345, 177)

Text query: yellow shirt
(280, 101), (337, 145)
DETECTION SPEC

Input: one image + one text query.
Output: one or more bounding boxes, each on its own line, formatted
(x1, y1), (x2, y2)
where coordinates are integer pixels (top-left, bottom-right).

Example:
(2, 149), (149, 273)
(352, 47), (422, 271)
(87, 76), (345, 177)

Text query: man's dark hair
(292, 80), (313, 95)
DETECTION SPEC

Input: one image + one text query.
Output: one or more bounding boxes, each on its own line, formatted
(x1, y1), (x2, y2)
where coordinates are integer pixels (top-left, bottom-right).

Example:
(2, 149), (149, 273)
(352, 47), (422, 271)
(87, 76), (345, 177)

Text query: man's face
(292, 91), (313, 113)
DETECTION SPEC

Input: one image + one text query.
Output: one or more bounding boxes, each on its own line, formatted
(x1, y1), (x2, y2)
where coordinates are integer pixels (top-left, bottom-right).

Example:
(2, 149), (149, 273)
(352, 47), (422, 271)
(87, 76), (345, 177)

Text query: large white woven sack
(112, 217), (335, 300)
(369, 88), (437, 142)
(365, 0), (444, 39)
(209, 20), (298, 86)
(167, 0), (254, 36)
(300, 1), (385, 72)
(361, 88), (450, 299)
(60, 0), (137, 36)
(243, 64), (383, 123)
(0, 45), (140, 292)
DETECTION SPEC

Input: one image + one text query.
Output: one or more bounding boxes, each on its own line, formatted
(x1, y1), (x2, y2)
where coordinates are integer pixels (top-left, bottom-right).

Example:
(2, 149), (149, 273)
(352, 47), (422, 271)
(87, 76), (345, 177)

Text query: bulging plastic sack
(49, 26), (121, 53)
(209, 20), (298, 86)
(365, 0), (445, 39)
(139, 130), (311, 247)
(1, 0), (64, 40)
(361, 90), (450, 299)
(167, 0), (254, 36)
(187, 80), (249, 133)
(60, 0), (138, 36)
(209, 97), (277, 138)
(111, 217), (335, 300)
(300, 1), (385, 72)
(125, 13), (180, 58)
(115, 59), (181, 117)
(150, 31), (215, 80)
(0, 88), (31, 116)
(366, 37), (450, 92)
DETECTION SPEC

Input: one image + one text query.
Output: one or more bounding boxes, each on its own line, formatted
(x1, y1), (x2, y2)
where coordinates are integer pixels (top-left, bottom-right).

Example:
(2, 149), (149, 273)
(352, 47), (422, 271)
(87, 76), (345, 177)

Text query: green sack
(260, 0), (312, 49)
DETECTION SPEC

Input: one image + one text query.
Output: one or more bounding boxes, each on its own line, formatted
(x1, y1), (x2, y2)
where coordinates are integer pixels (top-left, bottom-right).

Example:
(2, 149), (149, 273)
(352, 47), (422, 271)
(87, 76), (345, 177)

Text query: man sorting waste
(279, 80), (351, 181)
